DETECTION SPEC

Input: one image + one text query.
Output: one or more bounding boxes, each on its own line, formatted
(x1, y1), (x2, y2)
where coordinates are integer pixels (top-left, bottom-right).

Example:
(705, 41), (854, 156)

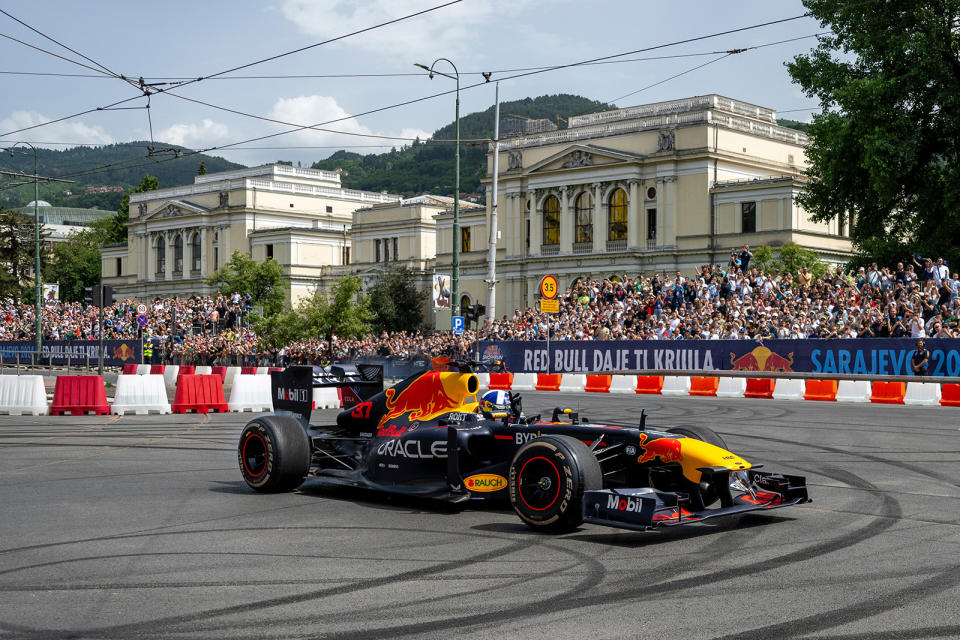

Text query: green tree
(100, 173), (159, 243)
(749, 245), (776, 274)
(45, 228), (105, 301)
(298, 275), (372, 344)
(776, 242), (828, 279)
(197, 161), (207, 175)
(788, 0), (960, 266)
(368, 265), (427, 333)
(206, 250), (286, 317)
(0, 208), (48, 302)
(252, 308), (304, 349)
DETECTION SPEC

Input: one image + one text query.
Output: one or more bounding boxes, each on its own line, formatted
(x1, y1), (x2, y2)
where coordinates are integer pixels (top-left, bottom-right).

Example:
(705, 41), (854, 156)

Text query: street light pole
(416, 58), (460, 328)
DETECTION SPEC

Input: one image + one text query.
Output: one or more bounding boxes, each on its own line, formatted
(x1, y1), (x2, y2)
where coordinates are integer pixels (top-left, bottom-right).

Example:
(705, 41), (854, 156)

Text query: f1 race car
(237, 361), (809, 532)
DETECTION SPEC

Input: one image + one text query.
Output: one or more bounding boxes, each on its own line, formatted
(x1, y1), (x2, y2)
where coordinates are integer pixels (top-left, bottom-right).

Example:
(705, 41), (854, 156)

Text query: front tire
(508, 435), (602, 533)
(238, 415), (310, 493)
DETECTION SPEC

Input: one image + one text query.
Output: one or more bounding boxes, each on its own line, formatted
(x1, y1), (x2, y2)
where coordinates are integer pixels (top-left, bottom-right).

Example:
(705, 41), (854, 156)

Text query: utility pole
(1, 147), (74, 366)
(485, 82), (501, 325)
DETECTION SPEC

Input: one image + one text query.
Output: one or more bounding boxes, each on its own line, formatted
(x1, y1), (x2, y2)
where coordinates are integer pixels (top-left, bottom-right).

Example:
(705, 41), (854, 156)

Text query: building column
(163, 230), (173, 281)
(199, 227), (208, 277)
(559, 186), (572, 254)
(514, 193), (524, 257)
(627, 180), (641, 250)
(663, 176), (678, 248)
(529, 191), (542, 255)
(592, 182), (602, 246)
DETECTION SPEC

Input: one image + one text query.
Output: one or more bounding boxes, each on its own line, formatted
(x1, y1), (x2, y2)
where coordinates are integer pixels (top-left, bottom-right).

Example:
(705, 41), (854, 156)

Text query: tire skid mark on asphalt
(9, 536), (541, 640)
(2, 467), (237, 487)
(803, 624), (960, 640)
(709, 562), (960, 640)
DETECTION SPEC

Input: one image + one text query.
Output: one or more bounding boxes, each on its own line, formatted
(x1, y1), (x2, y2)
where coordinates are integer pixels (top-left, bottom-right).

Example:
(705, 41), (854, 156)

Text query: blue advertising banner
(0, 340), (142, 367)
(479, 338), (960, 377)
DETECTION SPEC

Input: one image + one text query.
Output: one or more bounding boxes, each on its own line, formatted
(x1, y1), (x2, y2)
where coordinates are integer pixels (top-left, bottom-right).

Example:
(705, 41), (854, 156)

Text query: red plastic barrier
(171, 374), (229, 413)
(804, 379), (838, 401)
(123, 364), (138, 375)
(870, 381), (905, 404)
(268, 367), (282, 373)
(210, 366), (227, 383)
(584, 374), (612, 393)
(177, 365), (195, 381)
(536, 373), (562, 391)
(744, 378), (775, 399)
(149, 365), (165, 375)
(49, 375), (110, 416)
(689, 377), (719, 397)
(488, 372), (514, 390)
(240, 366), (257, 375)
(635, 376), (664, 395)
(941, 384), (960, 406)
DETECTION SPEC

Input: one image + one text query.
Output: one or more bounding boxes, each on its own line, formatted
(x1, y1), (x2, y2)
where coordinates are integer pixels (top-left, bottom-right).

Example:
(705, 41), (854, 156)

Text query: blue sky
(0, 0), (822, 167)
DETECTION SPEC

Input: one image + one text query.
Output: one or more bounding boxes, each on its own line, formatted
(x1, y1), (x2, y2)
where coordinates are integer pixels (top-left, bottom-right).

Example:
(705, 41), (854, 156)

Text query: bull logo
(112, 343), (135, 362)
(729, 346), (794, 372)
(637, 433), (683, 464)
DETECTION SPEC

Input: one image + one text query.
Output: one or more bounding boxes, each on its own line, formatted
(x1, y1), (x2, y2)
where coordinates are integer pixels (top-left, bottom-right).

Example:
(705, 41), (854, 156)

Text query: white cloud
(0, 110), (114, 147)
(155, 119), (230, 148)
(278, 0), (531, 59)
(268, 94), (430, 148)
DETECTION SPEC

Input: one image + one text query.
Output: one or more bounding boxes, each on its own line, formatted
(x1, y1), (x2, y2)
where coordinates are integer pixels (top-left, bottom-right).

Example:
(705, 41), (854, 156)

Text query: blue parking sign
(452, 316), (464, 335)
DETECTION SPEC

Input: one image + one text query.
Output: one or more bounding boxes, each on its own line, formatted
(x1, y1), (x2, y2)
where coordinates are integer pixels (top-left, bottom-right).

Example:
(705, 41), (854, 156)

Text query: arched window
(173, 234), (183, 274)
(155, 236), (165, 275)
(608, 188), (628, 241)
(575, 192), (593, 243)
(542, 195), (559, 245)
(191, 233), (201, 273)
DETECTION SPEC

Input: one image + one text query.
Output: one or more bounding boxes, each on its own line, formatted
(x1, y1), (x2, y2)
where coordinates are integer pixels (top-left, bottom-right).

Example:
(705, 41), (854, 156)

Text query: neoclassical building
(102, 164), (401, 302)
(434, 94), (852, 326)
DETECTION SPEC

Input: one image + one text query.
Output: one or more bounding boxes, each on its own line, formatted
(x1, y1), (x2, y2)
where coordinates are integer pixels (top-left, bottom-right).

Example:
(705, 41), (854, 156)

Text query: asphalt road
(0, 393), (958, 640)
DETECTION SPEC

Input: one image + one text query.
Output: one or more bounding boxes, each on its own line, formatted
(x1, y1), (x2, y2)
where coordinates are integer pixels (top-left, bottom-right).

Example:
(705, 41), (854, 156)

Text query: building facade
(102, 164), (400, 302)
(434, 94), (852, 327)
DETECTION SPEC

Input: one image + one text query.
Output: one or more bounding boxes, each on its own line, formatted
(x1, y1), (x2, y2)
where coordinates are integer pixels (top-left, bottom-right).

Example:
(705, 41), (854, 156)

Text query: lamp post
(9, 142), (41, 363)
(416, 58), (460, 328)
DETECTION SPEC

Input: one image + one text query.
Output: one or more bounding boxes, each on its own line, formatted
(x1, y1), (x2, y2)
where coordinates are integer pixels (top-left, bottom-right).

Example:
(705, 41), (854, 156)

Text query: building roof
(18, 204), (115, 226)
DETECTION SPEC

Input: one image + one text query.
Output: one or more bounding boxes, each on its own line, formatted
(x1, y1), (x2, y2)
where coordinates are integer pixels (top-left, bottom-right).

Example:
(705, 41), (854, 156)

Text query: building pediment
(521, 144), (645, 176)
(140, 199), (210, 220)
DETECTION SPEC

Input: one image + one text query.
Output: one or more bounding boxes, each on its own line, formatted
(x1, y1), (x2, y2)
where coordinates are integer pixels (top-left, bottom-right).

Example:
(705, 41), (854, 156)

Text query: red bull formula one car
(237, 361), (809, 532)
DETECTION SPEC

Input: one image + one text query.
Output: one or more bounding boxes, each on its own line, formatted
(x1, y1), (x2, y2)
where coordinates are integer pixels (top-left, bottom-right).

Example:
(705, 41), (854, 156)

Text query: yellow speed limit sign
(540, 299), (560, 314)
(538, 274), (559, 300)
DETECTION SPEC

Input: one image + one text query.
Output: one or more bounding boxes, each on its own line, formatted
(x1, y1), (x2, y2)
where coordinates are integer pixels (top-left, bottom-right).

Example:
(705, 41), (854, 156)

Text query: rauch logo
(465, 474), (507, 492)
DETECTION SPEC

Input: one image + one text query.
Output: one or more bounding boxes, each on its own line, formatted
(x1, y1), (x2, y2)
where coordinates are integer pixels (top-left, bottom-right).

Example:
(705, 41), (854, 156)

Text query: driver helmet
(480, 390), (511, 414)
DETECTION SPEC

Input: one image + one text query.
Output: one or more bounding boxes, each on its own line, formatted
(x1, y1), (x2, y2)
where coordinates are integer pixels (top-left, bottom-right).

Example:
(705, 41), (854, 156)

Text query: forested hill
(0, 143), (242, 211)
(311, 94), (615, 198)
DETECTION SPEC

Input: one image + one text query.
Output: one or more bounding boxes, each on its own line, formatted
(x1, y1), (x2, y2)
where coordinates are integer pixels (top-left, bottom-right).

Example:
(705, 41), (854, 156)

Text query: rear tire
(508, 435), (602, 533)
(238, 415), (310, 493)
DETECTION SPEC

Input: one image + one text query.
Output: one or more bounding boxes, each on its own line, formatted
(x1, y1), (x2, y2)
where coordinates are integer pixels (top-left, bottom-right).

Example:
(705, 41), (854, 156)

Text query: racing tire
(238, 415), (311, 493)
(508, 435), (602, 533)
(666, 425), (727, 449)
(666, 425), (728, 507)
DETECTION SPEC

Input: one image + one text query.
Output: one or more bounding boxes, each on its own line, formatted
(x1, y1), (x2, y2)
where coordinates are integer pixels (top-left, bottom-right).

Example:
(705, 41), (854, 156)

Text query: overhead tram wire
(46, 12), (843, 182)
(606, 53), (736, 105)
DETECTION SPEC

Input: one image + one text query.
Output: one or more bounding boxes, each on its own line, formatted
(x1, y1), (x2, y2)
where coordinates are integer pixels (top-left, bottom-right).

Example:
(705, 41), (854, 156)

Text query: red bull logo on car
(730, 346), (794, 372)
(637, 433), (683, 464)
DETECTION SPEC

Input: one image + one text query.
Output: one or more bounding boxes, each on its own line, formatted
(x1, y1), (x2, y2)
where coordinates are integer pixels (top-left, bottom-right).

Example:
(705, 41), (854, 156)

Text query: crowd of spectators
(2, 252), (959, 365)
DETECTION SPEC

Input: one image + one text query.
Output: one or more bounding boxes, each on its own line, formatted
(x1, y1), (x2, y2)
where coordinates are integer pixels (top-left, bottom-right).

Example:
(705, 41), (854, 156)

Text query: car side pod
(581, 471), (810, 532)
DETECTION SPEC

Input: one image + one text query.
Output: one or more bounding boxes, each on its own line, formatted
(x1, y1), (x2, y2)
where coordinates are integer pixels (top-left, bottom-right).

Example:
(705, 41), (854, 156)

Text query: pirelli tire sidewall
(508, 435), (602, 532)
(238, 415), (311, 493)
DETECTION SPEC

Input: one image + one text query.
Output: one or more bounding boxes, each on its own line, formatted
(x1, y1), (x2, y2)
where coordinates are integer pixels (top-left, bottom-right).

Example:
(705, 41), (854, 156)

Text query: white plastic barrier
(0, 375), (48, 416)
(836, 380), (872, 403)
(661, 376), (691, 396)
(609, 375), (637, 394)
(135, 364), (152, 375)
(112, 374), (171, 415)
(313, 387), (340, 410)
(511, 373), (537, 391)
(256, 367), (271, 375)
(716, 377), (747, 398)
(223, 366), (241, 387)
(772, 378), (804, 400)
(558, 374), (587, 393)
(227, 374), (272, 412)
(903, 382), (942, 406)
(476, 373), (490, 390)
(195, 365), (212, 376)
(162, 365), (180, 389)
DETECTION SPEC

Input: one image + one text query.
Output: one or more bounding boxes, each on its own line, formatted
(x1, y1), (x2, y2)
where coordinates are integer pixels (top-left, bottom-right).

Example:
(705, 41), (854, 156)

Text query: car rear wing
(270, 364), (384, 421)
